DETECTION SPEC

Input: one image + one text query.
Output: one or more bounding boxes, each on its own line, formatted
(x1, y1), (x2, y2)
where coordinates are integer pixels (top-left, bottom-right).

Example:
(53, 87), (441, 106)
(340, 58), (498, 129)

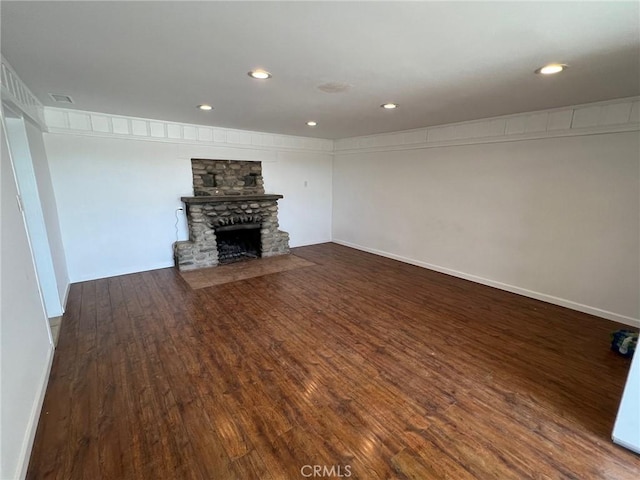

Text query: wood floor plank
(63, 281), (100, 480)
(27, 243), (640, 479)
(95, 278), (132, 480)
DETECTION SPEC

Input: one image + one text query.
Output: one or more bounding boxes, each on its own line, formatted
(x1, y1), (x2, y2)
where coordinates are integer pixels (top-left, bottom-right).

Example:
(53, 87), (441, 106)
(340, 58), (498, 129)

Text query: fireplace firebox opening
(215, 224), (261, 264)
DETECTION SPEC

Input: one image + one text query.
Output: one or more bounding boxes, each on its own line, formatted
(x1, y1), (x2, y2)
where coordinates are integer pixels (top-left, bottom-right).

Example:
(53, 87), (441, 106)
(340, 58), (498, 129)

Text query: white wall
(333, 132), (640, 325)
(43, 134), (333, 282)
(24, 120), (70, 310)
(264, 150), (333, 247)
(1, 111), (54, 479)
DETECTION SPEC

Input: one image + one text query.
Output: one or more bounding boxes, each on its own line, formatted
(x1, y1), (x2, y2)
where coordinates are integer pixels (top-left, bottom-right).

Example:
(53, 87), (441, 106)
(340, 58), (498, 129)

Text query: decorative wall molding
(44, 107), (334, 154)
(334, 97), (640, 154)
(1, 56), (46, 127)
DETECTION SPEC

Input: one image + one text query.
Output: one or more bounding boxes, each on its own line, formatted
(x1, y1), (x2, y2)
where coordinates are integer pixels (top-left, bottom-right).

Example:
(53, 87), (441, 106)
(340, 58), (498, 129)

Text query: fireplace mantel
(181, 194), (283, 204)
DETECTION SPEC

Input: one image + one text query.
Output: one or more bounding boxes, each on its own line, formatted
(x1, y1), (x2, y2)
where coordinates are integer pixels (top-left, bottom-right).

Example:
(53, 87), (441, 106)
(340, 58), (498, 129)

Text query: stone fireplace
(174, 159), (290, 270)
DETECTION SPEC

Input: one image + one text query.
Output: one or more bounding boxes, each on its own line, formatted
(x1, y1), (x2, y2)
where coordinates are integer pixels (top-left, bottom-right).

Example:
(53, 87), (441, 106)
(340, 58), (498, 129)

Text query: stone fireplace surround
(174, 159), (290, 271)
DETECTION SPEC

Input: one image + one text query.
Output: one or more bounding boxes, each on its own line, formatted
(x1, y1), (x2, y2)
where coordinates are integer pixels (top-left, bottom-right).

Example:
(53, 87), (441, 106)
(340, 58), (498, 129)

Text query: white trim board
(332, 239), (640, 328)
(1, 56), (45, 129)
(334, 97), (640, 155)
(35, 97), (640, 158)
(62, 281), (71, 313)
(69, 261), (176, 284)
(44, 107), (334, 154)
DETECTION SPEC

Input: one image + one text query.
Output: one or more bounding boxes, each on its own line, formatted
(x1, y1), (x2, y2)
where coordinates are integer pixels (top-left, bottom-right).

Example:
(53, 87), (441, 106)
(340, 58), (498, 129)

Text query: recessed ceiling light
(306, 121), (317, 127)
(535, 63), (568, 75)
(248, 69), (272, 80)
(198, 104), (213, 111)
(381, 103), (398, 109)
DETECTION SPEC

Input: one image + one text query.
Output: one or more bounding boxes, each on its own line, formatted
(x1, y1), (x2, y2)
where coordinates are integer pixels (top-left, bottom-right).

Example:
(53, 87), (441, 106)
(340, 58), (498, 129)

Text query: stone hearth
(174, 160), (290, 271)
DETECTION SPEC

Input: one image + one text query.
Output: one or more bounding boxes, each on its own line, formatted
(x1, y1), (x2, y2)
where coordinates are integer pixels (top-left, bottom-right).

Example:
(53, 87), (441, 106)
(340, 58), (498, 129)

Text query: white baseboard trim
(71, 261), (176, 283)
(290, 237), (333, 249)
(332, 239), (640, 328)
(62, 281), (71, 313)
(612, 436), (640, 455)
(17, 344), (54, 479)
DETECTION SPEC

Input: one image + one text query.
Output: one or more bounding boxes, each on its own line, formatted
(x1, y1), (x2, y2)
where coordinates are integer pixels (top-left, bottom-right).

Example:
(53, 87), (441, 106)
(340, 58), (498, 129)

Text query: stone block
(202, 174), (215, 187)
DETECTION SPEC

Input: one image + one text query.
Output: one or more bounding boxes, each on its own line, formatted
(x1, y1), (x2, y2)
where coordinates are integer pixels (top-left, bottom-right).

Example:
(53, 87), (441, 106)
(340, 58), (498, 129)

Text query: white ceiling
(2, 1), (639, 139)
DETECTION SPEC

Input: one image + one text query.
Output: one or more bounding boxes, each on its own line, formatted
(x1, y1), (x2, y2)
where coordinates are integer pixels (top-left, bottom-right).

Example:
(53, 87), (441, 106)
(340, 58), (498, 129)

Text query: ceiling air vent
(317, 82), (352, 94)
(49, 93), (74, 104)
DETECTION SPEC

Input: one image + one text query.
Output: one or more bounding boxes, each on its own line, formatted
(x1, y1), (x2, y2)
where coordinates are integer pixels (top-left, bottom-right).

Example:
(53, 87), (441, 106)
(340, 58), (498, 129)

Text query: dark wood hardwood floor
(27, 243), (639, 479)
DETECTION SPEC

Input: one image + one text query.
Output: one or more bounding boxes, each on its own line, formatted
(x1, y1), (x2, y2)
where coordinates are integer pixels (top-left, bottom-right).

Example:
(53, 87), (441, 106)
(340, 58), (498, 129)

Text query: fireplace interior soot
(215, 224), (261, 264)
